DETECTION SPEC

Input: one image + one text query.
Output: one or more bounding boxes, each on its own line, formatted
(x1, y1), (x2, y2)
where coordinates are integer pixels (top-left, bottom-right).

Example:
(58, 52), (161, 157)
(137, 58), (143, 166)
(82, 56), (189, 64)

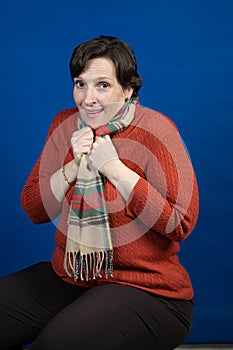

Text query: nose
(84, 86), (97, 105)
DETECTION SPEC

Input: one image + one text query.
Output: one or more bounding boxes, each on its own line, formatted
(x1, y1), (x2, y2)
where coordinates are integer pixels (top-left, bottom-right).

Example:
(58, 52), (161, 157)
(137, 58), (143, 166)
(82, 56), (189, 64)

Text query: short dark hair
(70, 35), (142, 97)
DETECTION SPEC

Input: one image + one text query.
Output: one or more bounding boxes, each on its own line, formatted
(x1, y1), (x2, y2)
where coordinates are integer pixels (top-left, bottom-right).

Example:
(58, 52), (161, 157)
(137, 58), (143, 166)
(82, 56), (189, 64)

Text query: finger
(79, 126), (92, 133)
(82, 127), (93, 137)
(71, 133), (93, 145)
(95, 136), (107, 144)
(73, 143), (92, 153)
(72, 127), (93, 141)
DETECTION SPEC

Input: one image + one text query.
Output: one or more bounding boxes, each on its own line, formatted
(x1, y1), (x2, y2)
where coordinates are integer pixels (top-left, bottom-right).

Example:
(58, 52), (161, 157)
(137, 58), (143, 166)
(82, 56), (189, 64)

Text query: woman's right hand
(71, 127), (94, 164)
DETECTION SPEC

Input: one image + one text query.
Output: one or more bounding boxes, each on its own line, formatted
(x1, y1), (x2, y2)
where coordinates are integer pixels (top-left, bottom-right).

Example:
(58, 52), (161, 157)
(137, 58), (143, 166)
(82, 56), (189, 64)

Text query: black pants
(0, 262), (193, 350)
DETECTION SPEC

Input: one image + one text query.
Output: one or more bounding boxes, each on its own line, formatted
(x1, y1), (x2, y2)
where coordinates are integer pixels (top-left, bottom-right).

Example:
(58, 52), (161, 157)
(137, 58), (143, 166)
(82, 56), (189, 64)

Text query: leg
(32, 283), (193, 350)
(0, 262), (86, 350)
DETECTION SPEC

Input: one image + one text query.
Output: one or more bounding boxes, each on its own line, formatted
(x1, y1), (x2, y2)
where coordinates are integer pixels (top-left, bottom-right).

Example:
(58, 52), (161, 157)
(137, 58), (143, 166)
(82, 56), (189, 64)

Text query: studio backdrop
(0, 0), (232, 344)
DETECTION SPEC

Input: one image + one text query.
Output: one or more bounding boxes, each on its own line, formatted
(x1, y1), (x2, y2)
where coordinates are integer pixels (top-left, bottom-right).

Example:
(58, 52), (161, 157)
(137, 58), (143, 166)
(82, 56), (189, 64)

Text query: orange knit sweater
(21, 104), (199, 300)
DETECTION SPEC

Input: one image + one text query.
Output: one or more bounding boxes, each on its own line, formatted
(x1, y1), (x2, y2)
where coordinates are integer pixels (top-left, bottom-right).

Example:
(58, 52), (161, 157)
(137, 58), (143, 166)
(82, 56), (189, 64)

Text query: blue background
(0, 0), (232, 344)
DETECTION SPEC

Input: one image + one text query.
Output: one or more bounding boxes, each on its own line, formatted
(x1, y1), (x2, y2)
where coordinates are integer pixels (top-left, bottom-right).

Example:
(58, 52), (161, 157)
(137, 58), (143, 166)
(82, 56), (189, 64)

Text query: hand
(71, 127), (94, 164)
(90, 135), (140, 201)
(89, 135), (119, 175)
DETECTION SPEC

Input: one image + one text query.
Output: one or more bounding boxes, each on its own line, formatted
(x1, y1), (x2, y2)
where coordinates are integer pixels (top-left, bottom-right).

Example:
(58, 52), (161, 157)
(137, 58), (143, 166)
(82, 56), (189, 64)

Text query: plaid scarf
(64, 98), (137, 281)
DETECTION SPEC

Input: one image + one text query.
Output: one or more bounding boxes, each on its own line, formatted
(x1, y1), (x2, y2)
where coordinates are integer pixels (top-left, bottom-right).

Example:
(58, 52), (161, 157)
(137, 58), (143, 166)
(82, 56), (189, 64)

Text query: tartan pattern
(69, 174), (108, 226)
(64, 98), (137, 281)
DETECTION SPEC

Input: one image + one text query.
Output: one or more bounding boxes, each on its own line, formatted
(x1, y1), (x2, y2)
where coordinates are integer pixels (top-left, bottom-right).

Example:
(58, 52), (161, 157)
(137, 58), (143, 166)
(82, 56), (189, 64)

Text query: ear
(124, 87), (134, 101)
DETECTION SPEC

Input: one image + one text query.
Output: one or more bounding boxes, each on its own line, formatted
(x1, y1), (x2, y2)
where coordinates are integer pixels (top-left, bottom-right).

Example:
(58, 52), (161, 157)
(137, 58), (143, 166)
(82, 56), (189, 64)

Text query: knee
(31, 324), (71, 350)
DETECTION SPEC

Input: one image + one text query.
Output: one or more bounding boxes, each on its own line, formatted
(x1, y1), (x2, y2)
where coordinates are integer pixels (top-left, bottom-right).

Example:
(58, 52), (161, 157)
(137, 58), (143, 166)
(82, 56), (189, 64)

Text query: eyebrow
(95, 76), (112, 81)
(76, 76), (112, 82)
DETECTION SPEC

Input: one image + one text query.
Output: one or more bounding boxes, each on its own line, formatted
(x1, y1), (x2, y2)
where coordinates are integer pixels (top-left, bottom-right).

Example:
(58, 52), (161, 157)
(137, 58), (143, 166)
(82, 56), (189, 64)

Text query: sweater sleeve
(125, 125), (199, 242)
(20, 109), (76, 224)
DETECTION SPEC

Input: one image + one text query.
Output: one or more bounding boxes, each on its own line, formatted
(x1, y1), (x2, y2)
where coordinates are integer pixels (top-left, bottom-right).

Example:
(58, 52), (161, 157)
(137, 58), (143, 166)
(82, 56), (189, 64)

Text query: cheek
(108, 88), (125, 103)
(73, 89), (81, 105)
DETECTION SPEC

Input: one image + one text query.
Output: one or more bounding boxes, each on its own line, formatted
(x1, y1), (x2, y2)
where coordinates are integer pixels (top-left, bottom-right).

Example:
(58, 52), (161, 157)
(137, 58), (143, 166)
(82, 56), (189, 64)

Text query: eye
(98, 82), (110, 89)
(74, 80), (85, 89)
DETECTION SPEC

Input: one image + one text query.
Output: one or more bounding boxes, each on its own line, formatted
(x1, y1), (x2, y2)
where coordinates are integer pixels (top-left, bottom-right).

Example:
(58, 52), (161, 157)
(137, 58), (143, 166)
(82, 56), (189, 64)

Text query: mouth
(84, 108), (104, 118)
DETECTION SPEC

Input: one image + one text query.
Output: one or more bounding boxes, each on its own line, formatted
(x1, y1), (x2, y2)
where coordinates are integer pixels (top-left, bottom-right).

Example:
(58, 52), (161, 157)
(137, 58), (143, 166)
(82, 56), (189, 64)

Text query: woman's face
(73, 57), (133, 128)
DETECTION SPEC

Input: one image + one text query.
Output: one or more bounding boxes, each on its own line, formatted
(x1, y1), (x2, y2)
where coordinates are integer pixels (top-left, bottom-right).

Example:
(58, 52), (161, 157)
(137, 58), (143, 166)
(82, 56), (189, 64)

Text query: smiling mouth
(85, 108), (104, 117)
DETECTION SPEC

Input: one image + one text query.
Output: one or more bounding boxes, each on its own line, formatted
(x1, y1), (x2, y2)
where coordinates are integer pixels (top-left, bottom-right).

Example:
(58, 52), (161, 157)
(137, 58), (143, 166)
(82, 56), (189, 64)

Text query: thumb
(104, 135), (111, 141)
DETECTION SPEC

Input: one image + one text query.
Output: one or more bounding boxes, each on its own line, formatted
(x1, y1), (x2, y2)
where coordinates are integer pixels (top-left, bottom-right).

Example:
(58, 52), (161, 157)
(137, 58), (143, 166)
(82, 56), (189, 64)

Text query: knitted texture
(21, 105), (199, 300)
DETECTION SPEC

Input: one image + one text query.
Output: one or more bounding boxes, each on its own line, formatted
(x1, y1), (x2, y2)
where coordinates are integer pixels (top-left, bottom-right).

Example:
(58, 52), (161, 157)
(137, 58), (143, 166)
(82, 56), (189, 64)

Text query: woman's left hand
(89, 135), (119, 175)
(90, 135), (140, 201)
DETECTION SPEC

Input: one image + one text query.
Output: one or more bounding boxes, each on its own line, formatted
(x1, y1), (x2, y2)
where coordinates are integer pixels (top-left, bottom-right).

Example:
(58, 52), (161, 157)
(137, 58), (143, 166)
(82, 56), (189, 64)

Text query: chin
(83, 115), (112, 129)
(87, 121), (102, 129)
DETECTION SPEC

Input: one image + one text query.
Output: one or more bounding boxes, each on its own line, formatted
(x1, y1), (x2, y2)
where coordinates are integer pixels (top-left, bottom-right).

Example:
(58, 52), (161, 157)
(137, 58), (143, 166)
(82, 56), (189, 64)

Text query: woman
(0, 35), (199, 350)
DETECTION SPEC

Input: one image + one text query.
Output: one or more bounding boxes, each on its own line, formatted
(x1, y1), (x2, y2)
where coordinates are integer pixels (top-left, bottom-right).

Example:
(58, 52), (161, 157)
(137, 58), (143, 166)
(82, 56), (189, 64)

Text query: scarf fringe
(64, 250), (113, 282)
